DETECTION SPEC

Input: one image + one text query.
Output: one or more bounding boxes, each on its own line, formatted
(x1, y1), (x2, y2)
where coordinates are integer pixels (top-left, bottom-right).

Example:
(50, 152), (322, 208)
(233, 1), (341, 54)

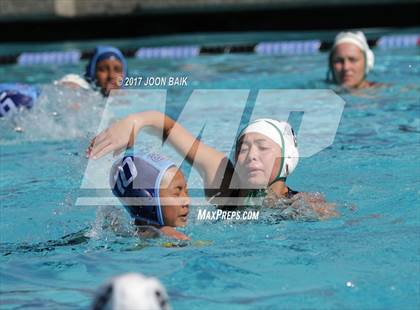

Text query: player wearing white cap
(328, 31), (377, 89)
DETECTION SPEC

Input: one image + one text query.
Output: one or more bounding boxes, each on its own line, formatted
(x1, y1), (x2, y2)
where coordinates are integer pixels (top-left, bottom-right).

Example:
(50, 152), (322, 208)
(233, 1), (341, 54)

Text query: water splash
(0, 84), (106, 143)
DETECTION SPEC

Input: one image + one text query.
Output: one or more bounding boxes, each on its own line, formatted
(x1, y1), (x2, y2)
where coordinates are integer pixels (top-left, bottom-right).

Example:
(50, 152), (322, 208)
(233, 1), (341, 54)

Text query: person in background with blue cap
(0, 46), (126, 119)
(0, 83), (40, 118)
(55, 45), (126, 96)
(110, 152), (190, 240)
(85, 46), (127, 96)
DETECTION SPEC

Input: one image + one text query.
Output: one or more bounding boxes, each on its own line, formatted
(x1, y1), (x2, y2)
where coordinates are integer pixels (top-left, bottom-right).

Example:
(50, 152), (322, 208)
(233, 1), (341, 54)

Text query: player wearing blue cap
(0, 83), (40, 118)
(85, 46), (127, 96)
(110, 152), (190, 240)
(1, 46), (126, 118)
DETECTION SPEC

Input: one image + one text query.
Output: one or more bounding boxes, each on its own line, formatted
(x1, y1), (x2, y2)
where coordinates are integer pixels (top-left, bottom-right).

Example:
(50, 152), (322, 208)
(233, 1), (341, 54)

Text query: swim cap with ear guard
(92, 273), (171, 310)
(327, 31), (375, 82)
(237, 118), (299, 184)
(55, 74), (91, 90)
(85, 46), (127, 83)
(0, 83), (40, 117)
(110, 153), (176, 226)
(332, 31), (374, 73)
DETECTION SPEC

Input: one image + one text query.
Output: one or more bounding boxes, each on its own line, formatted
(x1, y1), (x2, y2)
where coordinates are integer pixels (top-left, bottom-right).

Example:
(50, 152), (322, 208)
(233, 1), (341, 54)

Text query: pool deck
(1, 0), (418, 19)
(1, 0), (419, 41)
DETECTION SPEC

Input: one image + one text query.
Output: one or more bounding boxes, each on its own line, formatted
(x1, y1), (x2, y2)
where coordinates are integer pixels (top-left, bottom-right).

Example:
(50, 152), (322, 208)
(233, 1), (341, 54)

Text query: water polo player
(327, 31), (377, 89)
(85, 46), (127, 96)
(110, 152), (190, 240)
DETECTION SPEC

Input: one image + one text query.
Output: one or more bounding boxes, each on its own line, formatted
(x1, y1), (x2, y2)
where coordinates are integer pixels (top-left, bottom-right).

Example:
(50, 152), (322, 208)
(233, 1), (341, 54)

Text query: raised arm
(87, 111), (228, 187)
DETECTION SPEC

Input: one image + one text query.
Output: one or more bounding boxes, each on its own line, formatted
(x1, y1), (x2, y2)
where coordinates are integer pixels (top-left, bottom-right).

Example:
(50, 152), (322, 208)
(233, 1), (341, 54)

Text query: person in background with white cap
(87, 111), (336, 219)
(54, 73), (91, 90)
(328, 31), (377, 90)
(92, 273), (171, 310)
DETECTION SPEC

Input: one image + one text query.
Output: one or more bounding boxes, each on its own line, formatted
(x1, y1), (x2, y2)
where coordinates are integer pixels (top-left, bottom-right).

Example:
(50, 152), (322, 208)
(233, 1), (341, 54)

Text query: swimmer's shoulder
(366, 81), (386, 88)
(214, 187), (300, 210)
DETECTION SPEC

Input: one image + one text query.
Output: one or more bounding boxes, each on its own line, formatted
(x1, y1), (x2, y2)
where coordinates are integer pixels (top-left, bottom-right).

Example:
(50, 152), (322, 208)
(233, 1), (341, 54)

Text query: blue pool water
(0, 32), (419, 309)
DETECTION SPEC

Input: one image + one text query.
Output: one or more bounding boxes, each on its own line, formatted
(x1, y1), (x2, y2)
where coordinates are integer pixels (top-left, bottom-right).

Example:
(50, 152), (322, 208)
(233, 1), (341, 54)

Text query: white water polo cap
(92, 273), (171, 310)
(333, 31), (375, 73)
(237, 118), (299, 180)
(55, 74), (91, 90)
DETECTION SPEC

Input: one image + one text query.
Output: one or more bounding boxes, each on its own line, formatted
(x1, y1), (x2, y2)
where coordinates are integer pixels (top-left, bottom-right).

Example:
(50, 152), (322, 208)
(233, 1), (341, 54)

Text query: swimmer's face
(159, 167), (190, 227)
(95, 58), (123, 96)
(236, 132), (282, 188)
(331, 43), (366, 89)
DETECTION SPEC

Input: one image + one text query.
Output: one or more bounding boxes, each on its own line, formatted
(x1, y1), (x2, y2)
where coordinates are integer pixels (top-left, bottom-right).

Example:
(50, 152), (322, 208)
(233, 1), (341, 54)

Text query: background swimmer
(85, 46), (127, 96)
(53, 45), (127, 96)
(1, 72), (92, 119)
(88, 111), (336, 219)
(0, 83), (40, 118)
(54, 73), (91, 90)
(0, 46), (125, 125)
(111, 153), (190, 240)
(327, 31), (377, 90)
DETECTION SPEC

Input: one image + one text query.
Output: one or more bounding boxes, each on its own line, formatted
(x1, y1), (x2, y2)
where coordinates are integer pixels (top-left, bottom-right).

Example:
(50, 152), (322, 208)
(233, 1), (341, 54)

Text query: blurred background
(1, 0), (419, 42)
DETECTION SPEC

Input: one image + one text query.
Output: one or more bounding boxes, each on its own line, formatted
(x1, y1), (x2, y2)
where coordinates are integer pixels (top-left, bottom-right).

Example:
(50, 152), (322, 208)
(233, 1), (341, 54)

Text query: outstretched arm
(87, 111), (228, 188)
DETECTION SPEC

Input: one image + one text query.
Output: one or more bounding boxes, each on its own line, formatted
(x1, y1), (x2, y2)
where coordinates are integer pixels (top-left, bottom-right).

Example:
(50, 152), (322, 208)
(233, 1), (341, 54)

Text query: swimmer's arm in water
(159, 226), (190, 241)
(135, 226), (189, 240)
(263, 190), (338, 220)
(291, 192), (338, 220)
(87, 111), (228, 188)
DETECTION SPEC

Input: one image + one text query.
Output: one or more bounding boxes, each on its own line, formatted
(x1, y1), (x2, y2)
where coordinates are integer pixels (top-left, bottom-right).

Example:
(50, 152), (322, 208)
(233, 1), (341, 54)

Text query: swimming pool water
(0, 32), (419, 309)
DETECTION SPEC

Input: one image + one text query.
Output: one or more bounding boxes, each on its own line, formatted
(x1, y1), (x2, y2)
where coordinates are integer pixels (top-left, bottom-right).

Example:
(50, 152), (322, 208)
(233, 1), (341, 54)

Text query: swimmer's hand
(86, 115), (138, 159)
(159, 226), (190, 241)
(291, 192), (338, 220)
